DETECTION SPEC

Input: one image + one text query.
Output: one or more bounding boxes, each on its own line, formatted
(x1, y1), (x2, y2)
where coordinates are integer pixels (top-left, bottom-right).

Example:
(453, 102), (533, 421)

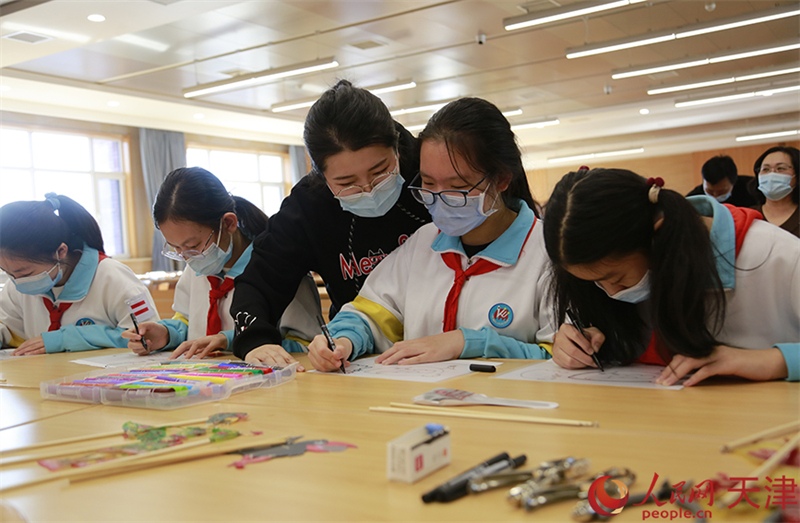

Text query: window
(186, 146), (288, 216)
(0, 128), (129, 256)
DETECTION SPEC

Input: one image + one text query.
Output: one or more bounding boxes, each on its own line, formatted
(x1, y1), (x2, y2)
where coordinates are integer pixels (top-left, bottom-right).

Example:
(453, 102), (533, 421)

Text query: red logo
(588, 475), (630, 517)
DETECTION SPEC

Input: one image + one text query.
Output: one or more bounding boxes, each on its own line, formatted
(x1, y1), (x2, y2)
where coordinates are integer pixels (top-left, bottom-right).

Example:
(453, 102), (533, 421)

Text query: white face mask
(758, 172), (794, 201)
(336, 171), (404, 218)
(11, 259), (62, 295)
(185, 229), (233, 276)
(596, 270), (651, 304)
(427, 189), (498, 237)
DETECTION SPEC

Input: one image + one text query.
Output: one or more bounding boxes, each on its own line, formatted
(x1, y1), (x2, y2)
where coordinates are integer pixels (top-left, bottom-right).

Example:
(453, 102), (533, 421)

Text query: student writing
(0, 194), (159, 355)
(307, 98), (555, 371)
(543, 168), (799, 386)
(121, 167), (320, 359)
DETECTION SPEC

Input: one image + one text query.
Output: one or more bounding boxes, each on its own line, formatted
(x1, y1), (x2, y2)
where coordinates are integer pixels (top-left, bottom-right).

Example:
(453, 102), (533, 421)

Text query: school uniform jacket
(160, 244), (321, 352)
(231, 122), (431, 359)
(327, 201), (556, 360)
(689, 196), (800, 381)
(0, 246), (159, 353)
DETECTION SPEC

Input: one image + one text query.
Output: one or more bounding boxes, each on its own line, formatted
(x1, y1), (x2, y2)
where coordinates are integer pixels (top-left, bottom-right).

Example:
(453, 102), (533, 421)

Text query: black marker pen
(422, 452), (525, 503)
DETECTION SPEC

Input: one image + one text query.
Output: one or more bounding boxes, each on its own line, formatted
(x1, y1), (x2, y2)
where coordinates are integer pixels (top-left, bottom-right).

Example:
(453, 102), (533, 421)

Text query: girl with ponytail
(0, 194), (158, 354)
(122, 167), (320, 361)
(543, 167), (799, 386)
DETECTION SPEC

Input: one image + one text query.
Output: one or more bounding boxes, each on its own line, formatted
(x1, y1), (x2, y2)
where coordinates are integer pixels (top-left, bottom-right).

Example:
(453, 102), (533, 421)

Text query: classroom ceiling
(0, 0), (798, 168)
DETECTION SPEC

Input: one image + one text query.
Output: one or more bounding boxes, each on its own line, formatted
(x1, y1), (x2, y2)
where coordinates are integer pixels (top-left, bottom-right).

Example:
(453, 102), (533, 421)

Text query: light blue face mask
(427, 189), (498, 237)
(758, 172), (794, 201)
(596, 270), (651, 304)
(12, 260), (62, 295)
(336, 171), (404, 218)
(185, 229), (233, 276)
(705, 189), (732, 203)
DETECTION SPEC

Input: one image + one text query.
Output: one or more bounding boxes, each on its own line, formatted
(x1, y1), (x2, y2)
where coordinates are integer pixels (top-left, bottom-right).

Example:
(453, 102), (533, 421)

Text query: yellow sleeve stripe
(285, 334), (310, 347)
(539, 342), (553, 355)
(171, 312), (189, 326)
(351, 295), (404, 344)
(8, 330), (25, 348)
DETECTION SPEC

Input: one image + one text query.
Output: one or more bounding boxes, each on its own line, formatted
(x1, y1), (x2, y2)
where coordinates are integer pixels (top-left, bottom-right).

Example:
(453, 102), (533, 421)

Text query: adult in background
(231, 80), (430, 369)
(686, 155), (757, 207)
(752, 145), (799, 237)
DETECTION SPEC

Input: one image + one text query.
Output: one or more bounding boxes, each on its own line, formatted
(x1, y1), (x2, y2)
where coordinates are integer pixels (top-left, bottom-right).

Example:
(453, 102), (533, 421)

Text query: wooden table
(0, 350), (796, 522)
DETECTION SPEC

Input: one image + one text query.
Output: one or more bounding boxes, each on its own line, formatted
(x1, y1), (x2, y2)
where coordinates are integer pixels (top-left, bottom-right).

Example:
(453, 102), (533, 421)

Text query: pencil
(318, 315), (345, 374)
(371, 403), (598, 428)
(720, 420), (800, 453)
(565, 308), (604, 372)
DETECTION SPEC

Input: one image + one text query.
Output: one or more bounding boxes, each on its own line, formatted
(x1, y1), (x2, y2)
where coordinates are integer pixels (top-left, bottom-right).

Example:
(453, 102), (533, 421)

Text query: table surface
(0, 349), (796, 522)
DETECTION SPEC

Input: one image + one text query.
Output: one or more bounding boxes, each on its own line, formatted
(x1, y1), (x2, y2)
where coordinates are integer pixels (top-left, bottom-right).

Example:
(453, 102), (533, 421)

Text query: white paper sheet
(314, 356), (502, 383)
(71, 351), (174, 368)
(495, 360), (683, 390)
(0, 348), (16, 360)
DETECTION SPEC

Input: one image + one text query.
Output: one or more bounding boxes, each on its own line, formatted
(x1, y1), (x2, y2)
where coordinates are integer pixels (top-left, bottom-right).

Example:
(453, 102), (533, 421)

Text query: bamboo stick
(371, 403), (598, 427)
(0, 416), (211, 456)
(720, 420), (800, 453)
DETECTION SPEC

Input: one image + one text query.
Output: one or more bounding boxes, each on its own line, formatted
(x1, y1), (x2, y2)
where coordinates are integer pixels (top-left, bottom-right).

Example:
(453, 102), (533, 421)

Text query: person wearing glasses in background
(122, 167), (320, 359)
(306, 98), (555, 372)
(231, 80), (430, 370)
(752, 145), (799, 238)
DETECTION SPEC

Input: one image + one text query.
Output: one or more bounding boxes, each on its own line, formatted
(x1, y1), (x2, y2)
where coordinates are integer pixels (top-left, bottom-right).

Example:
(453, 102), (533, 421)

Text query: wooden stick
(372, 404), (598, 427)
(0, 437), (213, 493)
(0, 416), (211, 456)
(720, 431), (800, 506)
(67, 434), (291, 485)
(720, 420), (800, 453)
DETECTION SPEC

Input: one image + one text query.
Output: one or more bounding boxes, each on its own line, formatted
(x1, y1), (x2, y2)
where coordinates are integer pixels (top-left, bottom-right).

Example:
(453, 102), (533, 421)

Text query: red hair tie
(647, 177), (664, 203)
(578, 165), (590, 171)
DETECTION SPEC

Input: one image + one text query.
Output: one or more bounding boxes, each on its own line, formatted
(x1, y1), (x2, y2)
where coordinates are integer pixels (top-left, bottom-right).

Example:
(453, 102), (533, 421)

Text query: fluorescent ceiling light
(183, 57), (339, 98)
(648, 66), (800, 95)
(501, 108), (523, 117)
(510, 118), (560, 131)
(272, 79), (417, 113)
(612, 41), (800, 80)
(736, 130), (799, 142)
(504, 0), (635, 31)
(674, 84), (800, 108)
(389, 101), (451, 116)
(114, 34), (169, 53)
(548, 147), (644, 164)
(567, 5), (799, 58)
(369, 79), (416, 95)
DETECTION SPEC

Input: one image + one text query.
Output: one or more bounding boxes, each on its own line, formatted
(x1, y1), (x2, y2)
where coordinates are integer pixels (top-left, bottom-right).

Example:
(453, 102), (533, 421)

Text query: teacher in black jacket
(231, 80), (430, 369)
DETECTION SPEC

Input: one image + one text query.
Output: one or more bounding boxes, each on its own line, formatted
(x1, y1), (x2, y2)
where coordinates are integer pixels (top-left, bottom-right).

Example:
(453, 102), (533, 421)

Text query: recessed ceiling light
(87, 14), (106, 23)
(639, 108), (650, 115)
(107, 101), (120, 107)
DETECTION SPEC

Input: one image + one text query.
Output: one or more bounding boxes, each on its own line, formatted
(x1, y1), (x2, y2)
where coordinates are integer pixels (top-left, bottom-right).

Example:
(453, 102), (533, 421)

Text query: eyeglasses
(331, 159), (400, 199)
(759, 163), (794, 175)
(161, 229), (216, 261)
(408, 173), (488, 208)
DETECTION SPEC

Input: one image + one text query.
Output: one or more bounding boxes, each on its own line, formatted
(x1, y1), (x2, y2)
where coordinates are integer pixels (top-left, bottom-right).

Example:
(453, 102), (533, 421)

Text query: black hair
(701, 155), (737, 185)
(543, 168), (724, 363)
(0, 194), (104, 263)
(752, 145), (799, 204)
(153, 167), (268, 241)
(417, 97), (539, 215)
(303, 79), (399, 176)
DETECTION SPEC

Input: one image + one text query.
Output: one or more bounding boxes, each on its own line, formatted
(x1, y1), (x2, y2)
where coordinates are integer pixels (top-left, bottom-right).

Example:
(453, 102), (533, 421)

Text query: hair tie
(646, 177), (664, 204)
(578, 165), (590, 171)
(44, 192), (60, 211)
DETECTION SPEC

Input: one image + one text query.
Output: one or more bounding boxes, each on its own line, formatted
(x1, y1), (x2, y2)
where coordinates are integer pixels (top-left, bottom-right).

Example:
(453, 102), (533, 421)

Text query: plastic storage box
(40, 360), (297, 409)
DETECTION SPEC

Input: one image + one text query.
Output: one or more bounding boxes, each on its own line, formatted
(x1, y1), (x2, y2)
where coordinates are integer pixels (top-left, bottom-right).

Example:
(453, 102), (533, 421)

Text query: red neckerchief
(206, 276), (235, 335)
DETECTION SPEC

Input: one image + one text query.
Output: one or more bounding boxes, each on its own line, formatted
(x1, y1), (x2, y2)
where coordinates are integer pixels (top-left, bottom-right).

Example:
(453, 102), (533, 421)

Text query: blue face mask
(427, 189), (498, 237)
(596, 270), (651, 304)
(336, 171), (404, 218)
(758, 172), (794, 201)
(12, 260), (62, 295)
(185, 229), (233, 276)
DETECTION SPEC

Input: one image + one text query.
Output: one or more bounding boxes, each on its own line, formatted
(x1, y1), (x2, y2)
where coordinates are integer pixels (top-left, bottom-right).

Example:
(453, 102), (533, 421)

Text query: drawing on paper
(496, 360), (683, 390)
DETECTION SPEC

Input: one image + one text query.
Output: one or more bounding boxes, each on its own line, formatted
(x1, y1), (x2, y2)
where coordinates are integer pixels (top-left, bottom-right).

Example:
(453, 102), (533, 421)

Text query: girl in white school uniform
(544, 168), (799, 386)
(123, 167), (320, 359)
(0, 194), (158, 355)
(308, 98), (555, 372)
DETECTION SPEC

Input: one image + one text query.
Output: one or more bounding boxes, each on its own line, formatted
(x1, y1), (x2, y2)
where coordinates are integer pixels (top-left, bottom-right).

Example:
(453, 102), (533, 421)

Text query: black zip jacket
(231, 123), (431, 358)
